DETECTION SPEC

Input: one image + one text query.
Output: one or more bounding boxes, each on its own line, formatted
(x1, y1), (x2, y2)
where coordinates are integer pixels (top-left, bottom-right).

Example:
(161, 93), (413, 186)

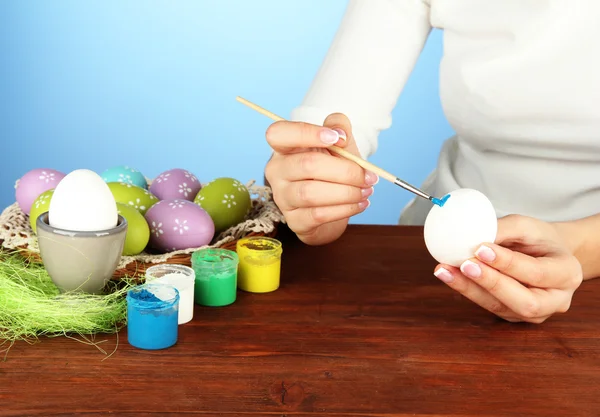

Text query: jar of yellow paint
(235, 236), (282, 293)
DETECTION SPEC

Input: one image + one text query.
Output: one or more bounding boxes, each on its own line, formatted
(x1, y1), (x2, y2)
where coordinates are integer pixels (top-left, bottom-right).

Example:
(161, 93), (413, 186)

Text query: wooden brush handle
(236, 96), (397, 184)
(326, 146), (396, 183)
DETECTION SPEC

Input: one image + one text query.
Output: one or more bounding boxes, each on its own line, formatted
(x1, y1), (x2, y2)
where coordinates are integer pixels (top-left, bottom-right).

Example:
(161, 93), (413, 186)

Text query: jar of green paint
(191, 248), (239, 307)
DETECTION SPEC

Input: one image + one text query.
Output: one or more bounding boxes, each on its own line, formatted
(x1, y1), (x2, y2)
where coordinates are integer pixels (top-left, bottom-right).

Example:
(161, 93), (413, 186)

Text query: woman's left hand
(433, 214), (583, 323)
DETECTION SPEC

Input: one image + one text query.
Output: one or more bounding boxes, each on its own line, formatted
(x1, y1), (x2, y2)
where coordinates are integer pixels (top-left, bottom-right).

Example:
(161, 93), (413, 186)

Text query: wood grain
(2, 224), (600, 416)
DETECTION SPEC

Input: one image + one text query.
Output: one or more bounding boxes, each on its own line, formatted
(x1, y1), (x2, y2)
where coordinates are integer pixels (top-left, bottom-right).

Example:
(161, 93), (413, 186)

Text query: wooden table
(2, 225), (600, 416)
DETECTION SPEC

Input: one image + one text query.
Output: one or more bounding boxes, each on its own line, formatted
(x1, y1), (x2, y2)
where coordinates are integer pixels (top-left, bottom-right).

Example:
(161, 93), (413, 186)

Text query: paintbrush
(236, 96), (448, 207)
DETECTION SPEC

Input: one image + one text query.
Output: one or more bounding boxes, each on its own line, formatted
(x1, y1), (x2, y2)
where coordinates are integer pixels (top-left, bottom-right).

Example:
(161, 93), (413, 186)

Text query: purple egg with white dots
(16, 168), (66, 215)
(144, 199), (215, 252)
(149, 168), (202, 201)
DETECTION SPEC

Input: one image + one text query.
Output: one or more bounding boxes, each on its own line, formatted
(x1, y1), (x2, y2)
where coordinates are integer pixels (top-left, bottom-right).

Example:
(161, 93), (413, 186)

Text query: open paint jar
(236, 237), (283, 293)
(126, 283), (179, 350)
(145, 264), (195, 325)
(191, 248), (239, 307)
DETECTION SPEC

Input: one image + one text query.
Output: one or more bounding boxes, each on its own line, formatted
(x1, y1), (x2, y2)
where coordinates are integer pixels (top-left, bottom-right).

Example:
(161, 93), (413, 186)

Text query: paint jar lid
(127, 283), (179, 310)
(191, 247), (239, 274)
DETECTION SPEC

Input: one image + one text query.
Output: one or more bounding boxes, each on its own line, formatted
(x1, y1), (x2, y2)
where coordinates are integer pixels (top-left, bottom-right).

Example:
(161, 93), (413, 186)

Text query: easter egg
(49, 169), (118, 231)
(29, 189), (54, 233)
(149, 168), (202, 201)
(16, 168), (66, 215)
(144, 199), (215, 252)
(102, 165), (148, 189)
(424, 188), (497, 267)
(194, 177), (251, 232)
(116, 202), (150, 255)
(107, 182), (158, 215)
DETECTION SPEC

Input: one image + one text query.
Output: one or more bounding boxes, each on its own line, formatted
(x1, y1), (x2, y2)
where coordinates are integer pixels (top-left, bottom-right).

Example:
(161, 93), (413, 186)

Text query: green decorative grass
(0, 251), (137, 358)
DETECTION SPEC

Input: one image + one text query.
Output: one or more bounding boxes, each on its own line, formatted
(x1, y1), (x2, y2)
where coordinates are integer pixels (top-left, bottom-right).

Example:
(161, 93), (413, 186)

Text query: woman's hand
(433, 214), (583, 323)
(264, 113), (377, 246)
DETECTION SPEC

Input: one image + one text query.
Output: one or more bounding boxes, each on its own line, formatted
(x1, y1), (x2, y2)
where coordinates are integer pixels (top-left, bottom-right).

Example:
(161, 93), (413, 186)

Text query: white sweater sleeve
(290, 0), (432, 159)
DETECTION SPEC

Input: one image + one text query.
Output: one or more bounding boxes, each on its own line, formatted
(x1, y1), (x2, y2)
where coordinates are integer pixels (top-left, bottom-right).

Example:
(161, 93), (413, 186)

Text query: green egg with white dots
(29, 189), (54, 233)
(194, 177), (251, 232)
(116, 202), (150, 255)
(107, 182), (158, 215)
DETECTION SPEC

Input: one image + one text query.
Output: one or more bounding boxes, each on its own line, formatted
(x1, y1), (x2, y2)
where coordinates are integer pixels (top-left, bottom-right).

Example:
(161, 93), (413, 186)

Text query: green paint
(191, 248), (239, 307)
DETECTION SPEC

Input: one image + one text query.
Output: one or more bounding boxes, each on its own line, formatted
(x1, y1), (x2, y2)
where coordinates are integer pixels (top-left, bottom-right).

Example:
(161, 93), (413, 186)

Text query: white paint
(423, 188), (497, 267)
(148, 272), (195, 324)
(148, 283), (179, 303)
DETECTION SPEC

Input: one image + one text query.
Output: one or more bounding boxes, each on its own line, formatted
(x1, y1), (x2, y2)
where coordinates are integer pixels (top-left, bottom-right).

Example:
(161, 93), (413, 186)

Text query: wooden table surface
(2, 224), (600, 416)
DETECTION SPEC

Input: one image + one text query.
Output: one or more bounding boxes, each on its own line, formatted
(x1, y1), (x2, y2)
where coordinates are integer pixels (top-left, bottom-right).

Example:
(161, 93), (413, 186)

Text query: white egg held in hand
(49, 169), (119, 231)
(424, 188), (497, 267)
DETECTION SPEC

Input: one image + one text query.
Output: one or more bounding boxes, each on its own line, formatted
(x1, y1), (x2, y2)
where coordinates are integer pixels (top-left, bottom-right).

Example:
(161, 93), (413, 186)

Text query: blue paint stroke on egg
(432, 194), (451, 207)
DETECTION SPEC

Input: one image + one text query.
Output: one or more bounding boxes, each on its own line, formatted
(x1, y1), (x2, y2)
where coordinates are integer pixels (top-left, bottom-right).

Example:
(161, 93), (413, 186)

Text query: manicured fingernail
(460, 260), (481, 279)
(475, 245), (496, 262)
(434, 267), (453, 283)
(319, 128), (339, 144)
(358, 200), (370, 210)
(332, 128), (347, 141)
(361, 187), (373, 199)
(365, 171), (379, 186)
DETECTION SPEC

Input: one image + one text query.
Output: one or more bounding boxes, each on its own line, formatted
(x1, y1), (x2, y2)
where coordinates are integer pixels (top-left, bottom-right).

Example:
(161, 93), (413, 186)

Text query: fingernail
(475, 245), (496, 262)
(358, 200), (370, 210)
(361, 187), (373, 199)
(319, 128), (339, 144)
(460, 260), (481, 279)
(332, 128), (347, 141)
(434, 267), (453, 283)
(365, 171), (379, 185)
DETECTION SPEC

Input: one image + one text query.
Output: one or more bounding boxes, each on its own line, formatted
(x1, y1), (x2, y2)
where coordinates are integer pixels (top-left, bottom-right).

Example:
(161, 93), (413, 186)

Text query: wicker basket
(12, 224), (279, 280)
(0, 180), (284, 279)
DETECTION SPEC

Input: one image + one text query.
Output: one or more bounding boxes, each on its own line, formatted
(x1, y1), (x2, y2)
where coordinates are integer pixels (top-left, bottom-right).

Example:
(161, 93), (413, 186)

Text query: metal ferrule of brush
(393, 177), (432, 201)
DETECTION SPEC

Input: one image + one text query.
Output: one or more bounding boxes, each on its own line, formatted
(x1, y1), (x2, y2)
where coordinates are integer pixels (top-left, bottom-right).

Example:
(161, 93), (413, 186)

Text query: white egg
(48, 169), (118, 231)
(424, 188), (497, 267)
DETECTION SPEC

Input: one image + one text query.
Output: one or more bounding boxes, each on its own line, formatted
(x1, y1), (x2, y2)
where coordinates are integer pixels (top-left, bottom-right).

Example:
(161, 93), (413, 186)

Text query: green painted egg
(29, 189), (54, 233)
(194, 177), (251, 232)
(116, 202), (150, 255)
(108, 182), (158, 215)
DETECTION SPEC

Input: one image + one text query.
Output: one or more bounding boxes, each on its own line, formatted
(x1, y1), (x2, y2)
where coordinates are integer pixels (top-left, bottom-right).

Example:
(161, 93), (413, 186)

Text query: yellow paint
(236, 237), (282, 293)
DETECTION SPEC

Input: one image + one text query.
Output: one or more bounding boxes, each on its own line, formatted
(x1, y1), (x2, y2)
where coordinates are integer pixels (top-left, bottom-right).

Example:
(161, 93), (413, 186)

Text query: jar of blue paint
(126, 283), (179, 350)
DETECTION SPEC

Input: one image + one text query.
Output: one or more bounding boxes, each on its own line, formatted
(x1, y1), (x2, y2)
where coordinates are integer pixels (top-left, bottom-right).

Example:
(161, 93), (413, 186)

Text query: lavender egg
(144, 199), (215, 252)
(149, 168), (201, 201)
(16, 168), (66, 215)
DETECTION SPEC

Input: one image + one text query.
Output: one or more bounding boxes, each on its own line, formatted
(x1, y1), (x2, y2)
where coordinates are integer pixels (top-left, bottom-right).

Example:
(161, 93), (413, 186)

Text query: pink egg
(149, 168), (202, 201)
(144, 199), (215, 252)
(15, 168), (66, 215)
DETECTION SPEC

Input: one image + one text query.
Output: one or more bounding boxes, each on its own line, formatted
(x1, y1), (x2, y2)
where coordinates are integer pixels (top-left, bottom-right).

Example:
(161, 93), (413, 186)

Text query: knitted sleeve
(290, 0), (432, 158)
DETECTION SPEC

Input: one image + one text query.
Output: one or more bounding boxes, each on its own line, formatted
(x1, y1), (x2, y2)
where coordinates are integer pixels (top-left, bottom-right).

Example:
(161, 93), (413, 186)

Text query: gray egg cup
(36, 212), (128, 294)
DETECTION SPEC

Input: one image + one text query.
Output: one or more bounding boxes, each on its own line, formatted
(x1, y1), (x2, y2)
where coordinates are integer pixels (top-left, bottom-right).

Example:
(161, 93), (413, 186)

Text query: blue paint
(126, 283), (179, 350)
(432, 194), (451, 207)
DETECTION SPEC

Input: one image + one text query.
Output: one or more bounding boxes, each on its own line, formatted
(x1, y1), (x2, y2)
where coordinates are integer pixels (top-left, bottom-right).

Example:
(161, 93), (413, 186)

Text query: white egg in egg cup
(36, 211), (128, 294)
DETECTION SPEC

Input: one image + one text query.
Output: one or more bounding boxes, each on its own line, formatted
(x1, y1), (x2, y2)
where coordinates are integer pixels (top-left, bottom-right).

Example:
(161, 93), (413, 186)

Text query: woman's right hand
(264, 113), (378, 245)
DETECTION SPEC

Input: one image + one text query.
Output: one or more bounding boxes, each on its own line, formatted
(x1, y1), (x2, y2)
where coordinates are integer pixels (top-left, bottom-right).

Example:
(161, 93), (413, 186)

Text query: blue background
(0, 0), (454, 225)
